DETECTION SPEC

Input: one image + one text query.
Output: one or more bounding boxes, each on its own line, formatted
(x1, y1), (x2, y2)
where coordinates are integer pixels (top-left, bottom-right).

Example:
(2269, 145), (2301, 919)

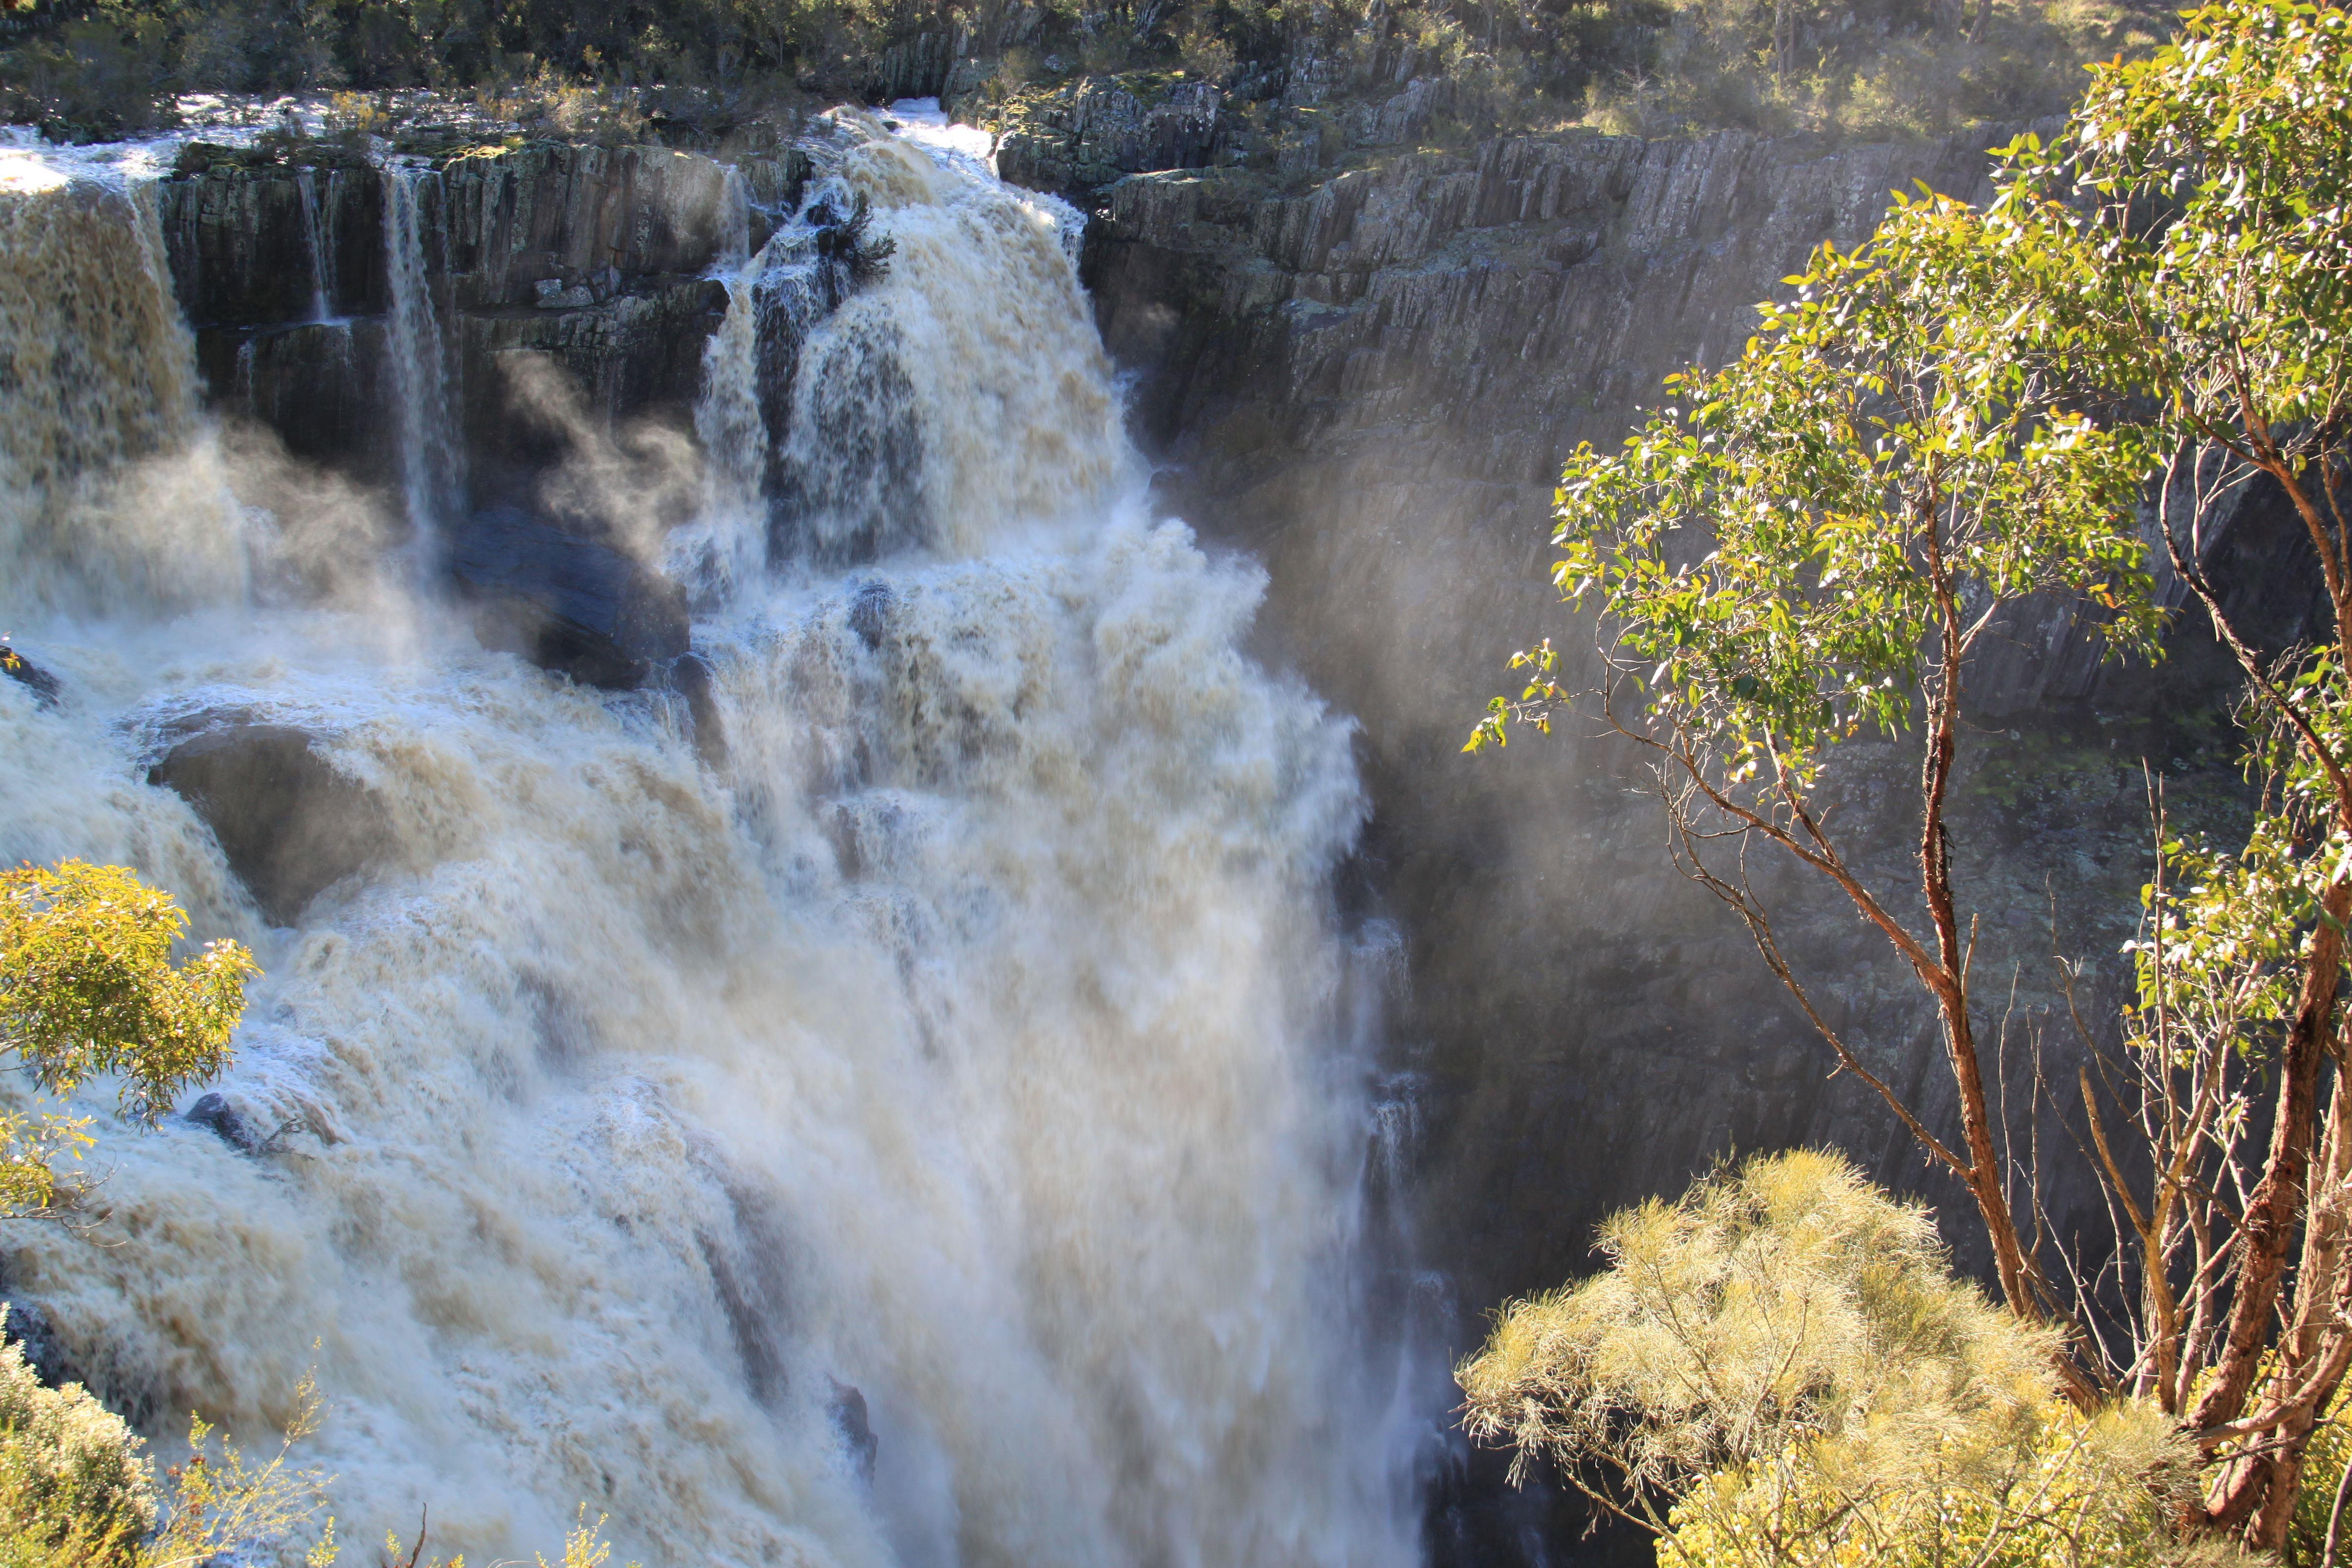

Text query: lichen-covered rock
(993, 75), (1224, 196)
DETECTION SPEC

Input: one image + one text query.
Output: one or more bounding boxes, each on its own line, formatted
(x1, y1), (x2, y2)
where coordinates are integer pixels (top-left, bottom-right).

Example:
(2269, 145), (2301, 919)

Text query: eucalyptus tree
(1467, 186), (2162, 1330)
(1470, 0), (2352, 1548)
(1987, 0), (2352, 1540)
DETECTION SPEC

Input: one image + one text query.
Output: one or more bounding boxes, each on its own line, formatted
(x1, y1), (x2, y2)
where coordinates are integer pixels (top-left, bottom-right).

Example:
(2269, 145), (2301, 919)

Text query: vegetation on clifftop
(1, 0), (2172, 146)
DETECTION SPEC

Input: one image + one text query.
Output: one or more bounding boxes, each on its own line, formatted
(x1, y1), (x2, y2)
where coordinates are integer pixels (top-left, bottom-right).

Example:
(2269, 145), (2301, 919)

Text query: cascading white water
(0, 149), (250, 611)
(294, 165), (339, 323)
(676, 234), (782, 598)
(717, 164), (752, 270)
(0, 111), (1422, 1568)
(384, 163), (459, 539)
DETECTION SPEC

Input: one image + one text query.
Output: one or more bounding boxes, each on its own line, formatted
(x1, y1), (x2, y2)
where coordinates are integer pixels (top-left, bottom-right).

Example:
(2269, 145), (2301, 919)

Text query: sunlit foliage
(1458, 1151), (2198, 1567)
(0, 1325), (154, 1568)
(0, 860), (256, 1216)
(1470, 0), (2352, 1548)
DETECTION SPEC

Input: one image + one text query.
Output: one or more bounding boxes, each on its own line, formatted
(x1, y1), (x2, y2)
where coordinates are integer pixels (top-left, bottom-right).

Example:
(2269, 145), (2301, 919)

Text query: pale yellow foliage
(1659, 1398), (2199, 1568)
(1458, 1150), (2202, 1566)
(142, 1371), (336, 1568)
(379, 1503), (641, 1568)
(538, 1507), (640, 1568)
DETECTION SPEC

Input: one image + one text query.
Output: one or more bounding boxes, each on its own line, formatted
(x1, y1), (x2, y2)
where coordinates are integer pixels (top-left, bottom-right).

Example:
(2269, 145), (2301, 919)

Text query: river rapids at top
(0, 105), (1427, 1566)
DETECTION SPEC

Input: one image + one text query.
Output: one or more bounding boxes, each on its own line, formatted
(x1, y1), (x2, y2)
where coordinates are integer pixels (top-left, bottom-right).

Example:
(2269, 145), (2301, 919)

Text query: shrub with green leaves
(0, 1322), (153, 1568)
(0, 859), (257, 1217)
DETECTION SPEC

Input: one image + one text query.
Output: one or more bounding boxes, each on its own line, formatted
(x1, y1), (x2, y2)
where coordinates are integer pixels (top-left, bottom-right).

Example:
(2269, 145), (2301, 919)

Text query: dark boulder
(847, 581), (895, 650)
(183, 1092), (258, 1154)
(148, 724), (390, 925)
(450, 507), (690, 689)
(659, 652), (728, 772)
(1, 1301), (84, 1391)
(0, 644), (59, 709)
(827, 1377), (878, 1484)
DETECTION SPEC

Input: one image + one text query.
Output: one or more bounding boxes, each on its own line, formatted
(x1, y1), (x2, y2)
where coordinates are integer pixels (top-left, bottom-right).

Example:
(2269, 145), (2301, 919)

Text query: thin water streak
(385, 162), (459, 542)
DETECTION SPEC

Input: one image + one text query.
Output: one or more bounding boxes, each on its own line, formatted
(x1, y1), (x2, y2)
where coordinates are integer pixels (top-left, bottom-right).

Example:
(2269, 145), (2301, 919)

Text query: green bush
(0, 860), (257, 1218)
(0, 1320), (154, 1568)
(0, 7), (175, 140)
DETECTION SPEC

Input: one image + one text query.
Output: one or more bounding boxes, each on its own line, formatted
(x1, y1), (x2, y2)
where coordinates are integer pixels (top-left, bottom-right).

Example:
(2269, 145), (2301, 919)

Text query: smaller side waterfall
(716, 164), (751, 270)
(384, 164), (459, 539)
(0, 160), (244, 610)
(673, 163), (872, 596)
(294, 166), (339, 323)
(681, 264), (773, 596)
(675, 161), (784, 597)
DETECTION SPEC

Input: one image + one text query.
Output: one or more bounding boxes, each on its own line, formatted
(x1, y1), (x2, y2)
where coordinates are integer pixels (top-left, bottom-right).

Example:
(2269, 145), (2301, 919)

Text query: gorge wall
(161, 138), (803, 512)
(1081, 121), (2063, 1294)
(1068, 110), (2328, 1558)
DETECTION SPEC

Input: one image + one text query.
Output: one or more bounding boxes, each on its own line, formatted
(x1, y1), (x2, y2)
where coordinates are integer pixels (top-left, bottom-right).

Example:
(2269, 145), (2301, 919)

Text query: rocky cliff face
(1080, 121), (2038, 1248)
(163, 139), (807, 494)
(1067, 118), (2325, 1559)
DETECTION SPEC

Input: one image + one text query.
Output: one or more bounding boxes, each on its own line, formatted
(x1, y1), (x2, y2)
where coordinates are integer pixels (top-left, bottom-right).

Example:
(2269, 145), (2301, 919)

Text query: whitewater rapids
(0, 111), (1421, 1566)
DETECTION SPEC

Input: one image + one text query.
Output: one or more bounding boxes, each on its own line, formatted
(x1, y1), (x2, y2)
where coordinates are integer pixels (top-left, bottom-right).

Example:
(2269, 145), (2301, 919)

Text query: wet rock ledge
(161, 138), (809, 489)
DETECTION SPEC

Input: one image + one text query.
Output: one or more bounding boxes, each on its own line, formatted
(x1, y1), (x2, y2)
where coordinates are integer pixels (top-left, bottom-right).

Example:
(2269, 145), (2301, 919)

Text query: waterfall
(717, 164), (752, 270)
(385, 163), (459, 540)
(294, 165), (339, 323)
(0, 112), (1421, 1568)
(671, 163), (791, 602)
(0, 154), (246, 611)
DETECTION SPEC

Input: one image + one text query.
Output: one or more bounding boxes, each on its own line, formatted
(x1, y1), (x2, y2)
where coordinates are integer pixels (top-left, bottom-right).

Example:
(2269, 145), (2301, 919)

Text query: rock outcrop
(162, 139), (808, 488)
(0, 1301), (85, 1392)
(0, 644), (59, 708)
(183, 1091), (263, 1155)
(995, 76), (1225, 194)
(147, 723), (391, 924)
(449, 506), (692, 689)
(164, 146), (386, 326)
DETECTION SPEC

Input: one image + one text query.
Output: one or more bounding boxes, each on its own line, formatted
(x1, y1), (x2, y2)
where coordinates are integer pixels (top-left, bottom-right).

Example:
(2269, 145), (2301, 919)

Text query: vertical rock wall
(160, 141), (808, 495)
(1073, 122), (2312, 1561)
